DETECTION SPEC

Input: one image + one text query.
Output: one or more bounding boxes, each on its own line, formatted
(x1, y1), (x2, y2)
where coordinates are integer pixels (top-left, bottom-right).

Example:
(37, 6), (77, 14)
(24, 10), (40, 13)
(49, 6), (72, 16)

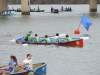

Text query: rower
(38, 6), (40, 11)
(42, 35), (51, 43)
(68, 7), (70, 11)
(33, 34), (39, 43)
(18, 54), (32, 72)
(65, 7), (68, 11)
(69, 7), (72, 10)
(4, 10), (7, 14)
(61, 6), (63, 11)
(65, 35), (72, 42)
(54, 33), (61, 43)
(24, 31), (32, 42)
(0, 55), (17, 74)
(51, 7), (54, 12)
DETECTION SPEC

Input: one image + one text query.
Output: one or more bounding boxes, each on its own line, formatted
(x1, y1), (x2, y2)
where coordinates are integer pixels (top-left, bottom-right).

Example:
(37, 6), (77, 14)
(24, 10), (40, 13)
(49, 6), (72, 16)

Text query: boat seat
(14, 67), (23, 73)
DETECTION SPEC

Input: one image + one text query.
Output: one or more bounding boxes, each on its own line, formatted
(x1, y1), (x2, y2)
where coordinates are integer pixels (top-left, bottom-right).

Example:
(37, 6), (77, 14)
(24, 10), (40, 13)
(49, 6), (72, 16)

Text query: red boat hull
(58, 39), (83, 47)
(19, 38), (83, 47)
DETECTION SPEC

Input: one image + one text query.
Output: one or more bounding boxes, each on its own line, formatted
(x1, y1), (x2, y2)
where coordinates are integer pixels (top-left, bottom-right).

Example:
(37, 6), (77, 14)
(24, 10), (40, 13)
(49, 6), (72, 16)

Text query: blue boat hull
(34, 62), (47, 74)
(0, 13), (14, 16)
(61, 9), (72, 12)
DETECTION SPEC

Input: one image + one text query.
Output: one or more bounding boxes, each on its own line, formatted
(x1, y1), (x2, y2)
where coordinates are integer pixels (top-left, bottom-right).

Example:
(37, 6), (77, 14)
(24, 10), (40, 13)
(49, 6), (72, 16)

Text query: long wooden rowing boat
(0, 62), (46, 75)
(15, 37), (83, 47)
(15, 10), (44, 12)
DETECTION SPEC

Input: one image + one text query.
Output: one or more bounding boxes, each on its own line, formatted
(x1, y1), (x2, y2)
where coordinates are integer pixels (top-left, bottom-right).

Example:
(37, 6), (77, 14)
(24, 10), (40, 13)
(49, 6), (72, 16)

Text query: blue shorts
(23, 67), (30, 71)
(6, 69), (13, 73)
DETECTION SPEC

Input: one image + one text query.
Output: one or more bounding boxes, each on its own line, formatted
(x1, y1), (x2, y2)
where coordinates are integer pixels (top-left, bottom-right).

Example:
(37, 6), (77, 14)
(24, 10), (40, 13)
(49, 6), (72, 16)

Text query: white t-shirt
(23, 59), (32, 70)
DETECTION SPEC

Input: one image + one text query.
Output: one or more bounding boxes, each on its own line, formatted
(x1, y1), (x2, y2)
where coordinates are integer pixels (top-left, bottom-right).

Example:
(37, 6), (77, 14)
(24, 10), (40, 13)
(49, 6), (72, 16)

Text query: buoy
(74, 29), (80, 34)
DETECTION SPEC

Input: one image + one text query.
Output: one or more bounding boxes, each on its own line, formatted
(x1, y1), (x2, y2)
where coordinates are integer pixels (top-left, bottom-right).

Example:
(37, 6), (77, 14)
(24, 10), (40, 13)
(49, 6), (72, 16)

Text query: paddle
(80, 37), (89, 40)
(41, 33), (66, 38)
(80, 34), (89, 40)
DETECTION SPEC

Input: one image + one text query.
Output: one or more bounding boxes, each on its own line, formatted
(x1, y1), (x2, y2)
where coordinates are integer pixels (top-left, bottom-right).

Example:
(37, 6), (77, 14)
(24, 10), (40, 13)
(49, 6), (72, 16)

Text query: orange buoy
(74, 29), (80, 34)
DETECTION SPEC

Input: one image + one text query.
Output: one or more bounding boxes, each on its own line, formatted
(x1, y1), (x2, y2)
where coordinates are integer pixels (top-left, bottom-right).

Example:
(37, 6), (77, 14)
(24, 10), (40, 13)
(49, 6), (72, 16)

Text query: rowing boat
(15, 10), (44, 12)
(0, 62), (46, 75)
(15, 37), (83, 47)
(51, 9), (59, 13)
(61, 9), (72, 12)
(0, 13), (14, 16)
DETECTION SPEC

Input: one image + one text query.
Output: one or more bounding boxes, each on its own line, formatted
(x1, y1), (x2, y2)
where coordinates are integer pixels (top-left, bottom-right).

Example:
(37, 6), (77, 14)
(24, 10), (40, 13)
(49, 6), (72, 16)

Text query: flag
(81, 14), (92, 31)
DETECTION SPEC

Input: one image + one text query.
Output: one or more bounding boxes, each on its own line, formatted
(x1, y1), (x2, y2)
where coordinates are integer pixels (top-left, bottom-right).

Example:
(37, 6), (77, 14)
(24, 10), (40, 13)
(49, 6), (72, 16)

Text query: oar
(80, 37), (89, 40)
(50, 33), (66, 38)
(80, 34), (90, 40)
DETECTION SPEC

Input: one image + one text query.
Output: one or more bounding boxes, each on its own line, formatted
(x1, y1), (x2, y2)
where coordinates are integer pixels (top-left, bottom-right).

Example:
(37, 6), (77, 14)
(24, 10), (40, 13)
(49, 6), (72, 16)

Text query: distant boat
(51, 9), (59, 13)
(61, 9), (72, 12)
(8, 9), (16, 11)
(0, 13), (14, 16)
(15, 9), (44, 12)
(61, 6), (72, 12)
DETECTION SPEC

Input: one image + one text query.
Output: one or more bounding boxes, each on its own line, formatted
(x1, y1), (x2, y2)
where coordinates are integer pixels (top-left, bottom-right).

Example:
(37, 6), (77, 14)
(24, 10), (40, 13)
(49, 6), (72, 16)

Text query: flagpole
(78, 22), (81, 30)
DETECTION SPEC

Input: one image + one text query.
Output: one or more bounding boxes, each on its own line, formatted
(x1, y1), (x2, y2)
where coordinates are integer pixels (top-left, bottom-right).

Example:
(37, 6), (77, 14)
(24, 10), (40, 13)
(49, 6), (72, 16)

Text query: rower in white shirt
(18, 54), (32, 72)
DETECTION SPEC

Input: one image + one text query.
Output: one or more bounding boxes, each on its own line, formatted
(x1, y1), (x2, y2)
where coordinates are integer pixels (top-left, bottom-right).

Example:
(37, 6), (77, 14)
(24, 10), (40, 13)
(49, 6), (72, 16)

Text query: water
(0, 4), (100, 75)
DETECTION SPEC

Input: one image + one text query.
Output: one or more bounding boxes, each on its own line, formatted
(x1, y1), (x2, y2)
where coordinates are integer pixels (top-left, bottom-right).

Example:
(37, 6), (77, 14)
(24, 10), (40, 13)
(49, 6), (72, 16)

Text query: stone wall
(8, 0), (100, 4)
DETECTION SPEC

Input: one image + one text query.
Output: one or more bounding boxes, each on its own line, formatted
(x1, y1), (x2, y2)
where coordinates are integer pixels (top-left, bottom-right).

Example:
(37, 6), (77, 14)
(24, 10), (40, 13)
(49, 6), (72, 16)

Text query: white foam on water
(23, 43), (28, 46)
(9, 39), (15, 42)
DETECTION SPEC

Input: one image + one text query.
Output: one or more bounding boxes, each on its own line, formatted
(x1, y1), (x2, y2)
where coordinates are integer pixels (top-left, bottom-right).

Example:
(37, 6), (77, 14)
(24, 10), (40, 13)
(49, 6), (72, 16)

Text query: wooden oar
(41, 33), (66, 38)
(80, 37), (89, 40)
(50, 33), (66, 38)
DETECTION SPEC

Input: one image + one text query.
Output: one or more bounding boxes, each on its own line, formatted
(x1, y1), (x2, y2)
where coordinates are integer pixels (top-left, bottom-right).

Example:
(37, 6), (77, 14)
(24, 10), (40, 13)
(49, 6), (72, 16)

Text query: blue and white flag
(81, 14), (92, 31)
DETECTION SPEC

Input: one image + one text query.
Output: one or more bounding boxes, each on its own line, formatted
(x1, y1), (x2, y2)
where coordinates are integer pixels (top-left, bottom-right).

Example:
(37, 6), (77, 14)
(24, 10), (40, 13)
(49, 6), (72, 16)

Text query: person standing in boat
(69, 7), (72, 11)
(65, 35), (72, 42)
(18, 54), (32, 72)
(0, 55), (17, 75)
(51, 7), (54, 12)
(33, 34), (39, 43)
(42, 35), (51, 43)
(38, 6), (40, 11)
(24, 31), (32, 42)
(61, 6), (63, 11)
